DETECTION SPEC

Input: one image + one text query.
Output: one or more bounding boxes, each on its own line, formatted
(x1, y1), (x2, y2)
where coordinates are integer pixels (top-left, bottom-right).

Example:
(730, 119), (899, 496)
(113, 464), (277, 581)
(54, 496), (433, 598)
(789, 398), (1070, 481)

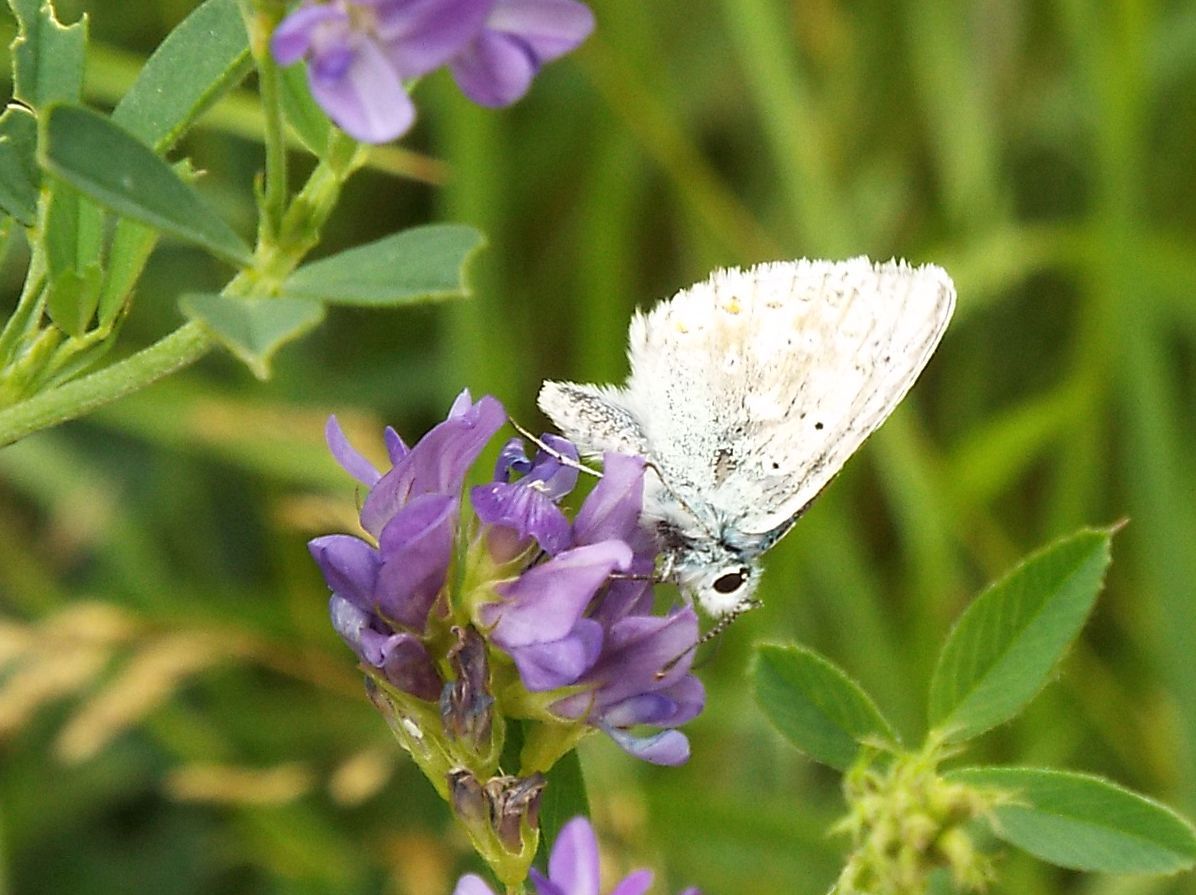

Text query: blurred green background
(2, 1), (1196, 892)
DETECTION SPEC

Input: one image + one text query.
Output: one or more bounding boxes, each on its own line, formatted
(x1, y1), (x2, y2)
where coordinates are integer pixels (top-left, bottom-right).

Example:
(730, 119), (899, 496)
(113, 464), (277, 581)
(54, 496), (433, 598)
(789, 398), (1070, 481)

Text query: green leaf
(39, 104), (253, 266)
(111, 0), (251, 153)
(282, 224), (485, 306)
(9, 0), (86, 109)
(0, 104), (40, 225)
(279, 62), (331, 156)
(96, 217), (158, 327)
(45, 264), (102, 337)
(179, 293), (325, 379)
(948, 767), (1196, 874)
(42, 181), (104, 336)
(43, 180), (101, 274)
(752, 643), (898, 771)
(928, 528), (1114, 742)
(536, 748), (590, 868)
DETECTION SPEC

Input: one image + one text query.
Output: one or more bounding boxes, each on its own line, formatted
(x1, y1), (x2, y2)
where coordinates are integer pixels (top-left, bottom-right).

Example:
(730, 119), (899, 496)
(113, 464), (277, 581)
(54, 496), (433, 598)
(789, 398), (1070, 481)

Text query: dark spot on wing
(714, 446), (736, 486)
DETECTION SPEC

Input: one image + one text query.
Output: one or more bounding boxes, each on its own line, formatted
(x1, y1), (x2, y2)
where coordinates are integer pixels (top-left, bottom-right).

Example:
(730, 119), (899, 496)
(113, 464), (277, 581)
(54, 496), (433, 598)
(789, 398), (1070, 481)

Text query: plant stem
(243, 2), (289, 241)
(0, 320), (212, 446)
(0, 240), (48, 364)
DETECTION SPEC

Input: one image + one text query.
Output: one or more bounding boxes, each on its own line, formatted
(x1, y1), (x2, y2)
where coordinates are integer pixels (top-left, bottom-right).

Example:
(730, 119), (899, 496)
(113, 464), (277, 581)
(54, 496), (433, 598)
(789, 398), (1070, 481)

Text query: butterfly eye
(712, 567), (749, 595)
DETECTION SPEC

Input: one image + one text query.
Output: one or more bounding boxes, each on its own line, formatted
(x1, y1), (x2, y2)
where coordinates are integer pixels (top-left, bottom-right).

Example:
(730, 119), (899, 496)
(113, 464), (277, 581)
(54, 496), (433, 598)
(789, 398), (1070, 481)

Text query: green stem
(0, 321), (212, 446)
(244, 2), (289, 241)
(0, 241), (48, 363)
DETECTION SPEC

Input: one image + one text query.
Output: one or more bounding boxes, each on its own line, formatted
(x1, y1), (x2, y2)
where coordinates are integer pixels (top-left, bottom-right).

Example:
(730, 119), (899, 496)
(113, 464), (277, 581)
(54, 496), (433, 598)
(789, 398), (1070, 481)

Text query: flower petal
(573, 453), (646, 546)
(602, 725), (691, 765)
(585, 457), (658, 625)
(383, 425), (409, 464)
(471, 480), (571, 555)
(653, 674), (706, 726)
(378, 631), (442, 700)
(375, 494), (458, 629)
(483, 541), (631, 647)
(487, 0), (595, 63)
(528, 434), (580, 499)
(307, 36), (416, 143)
(360, 394), (505, 536)
(509, 618), (603, 690)
(608, 870), (654, 895)
(309, 535), (379, 610)
(329, 594), (375, 657)
(495, 436), (533, 481)
(528, 869), (566, 895)
(599, 693), (677, 728)
(453, 874), (497, 895)
(271, 3), (345, 65)
(325, 415), (382, 486)
(376, 0), (497, 78)
(451, 30), (537, 107)
(598, 676), (703, 727)
(583, 608), (699, 708)
(548, 816), (600, 895)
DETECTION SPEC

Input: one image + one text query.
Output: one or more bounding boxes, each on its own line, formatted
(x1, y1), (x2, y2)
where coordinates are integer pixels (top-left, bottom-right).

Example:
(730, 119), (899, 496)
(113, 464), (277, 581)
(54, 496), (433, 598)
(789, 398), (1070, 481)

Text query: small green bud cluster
(832, 738), (1002, 895)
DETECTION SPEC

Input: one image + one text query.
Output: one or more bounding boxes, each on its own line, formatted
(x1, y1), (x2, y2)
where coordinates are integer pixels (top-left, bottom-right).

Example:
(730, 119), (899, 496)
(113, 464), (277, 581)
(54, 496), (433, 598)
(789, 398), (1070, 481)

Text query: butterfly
(539, 257), (956, 618)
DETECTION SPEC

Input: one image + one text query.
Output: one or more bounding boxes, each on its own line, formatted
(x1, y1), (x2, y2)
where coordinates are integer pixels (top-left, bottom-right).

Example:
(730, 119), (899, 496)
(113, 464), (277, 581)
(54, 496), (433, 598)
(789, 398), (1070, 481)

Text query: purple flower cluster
(272, 0), (595, 142)
(455, 815), (700, 895)
(309, 391), (704, 765)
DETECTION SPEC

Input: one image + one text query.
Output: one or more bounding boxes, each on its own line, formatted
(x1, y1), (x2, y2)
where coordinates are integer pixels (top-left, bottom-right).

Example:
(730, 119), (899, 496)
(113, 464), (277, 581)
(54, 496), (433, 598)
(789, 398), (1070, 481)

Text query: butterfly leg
(654, 598), (762, 679)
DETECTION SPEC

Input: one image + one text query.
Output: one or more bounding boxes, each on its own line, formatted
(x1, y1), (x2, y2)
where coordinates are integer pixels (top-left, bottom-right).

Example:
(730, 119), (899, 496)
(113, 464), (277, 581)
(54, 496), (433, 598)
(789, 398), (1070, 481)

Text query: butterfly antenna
(654, 598), (761, 679)
(508, 417), (603, 478)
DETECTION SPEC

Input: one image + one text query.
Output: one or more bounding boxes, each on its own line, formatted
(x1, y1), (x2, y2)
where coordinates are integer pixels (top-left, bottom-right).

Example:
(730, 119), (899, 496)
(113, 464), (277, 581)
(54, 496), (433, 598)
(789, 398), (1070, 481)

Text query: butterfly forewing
(619, 258), (955, 541)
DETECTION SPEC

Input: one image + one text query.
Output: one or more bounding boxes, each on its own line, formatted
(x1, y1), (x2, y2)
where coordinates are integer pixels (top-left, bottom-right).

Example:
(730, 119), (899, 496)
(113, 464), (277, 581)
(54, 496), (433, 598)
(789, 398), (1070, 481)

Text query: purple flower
(326, 593), (443, 698)
(480, 540), (631, 690)
(552, 607), (703, 766)
(450, 0), (595, 107)
(471, 435), (579, 557)
(310, 390), (505, 697)
(453, 815), (701, 895)
(573, 453), (657, 623)
(359, 390), (505, 536)
(271, 0), (494, 142)
(273, 0), (595, 141)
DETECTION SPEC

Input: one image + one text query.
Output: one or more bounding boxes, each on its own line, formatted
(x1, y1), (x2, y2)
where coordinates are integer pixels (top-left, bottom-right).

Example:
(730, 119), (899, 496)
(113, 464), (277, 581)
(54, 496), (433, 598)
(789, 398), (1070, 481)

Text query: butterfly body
(540, 257), (955, 618)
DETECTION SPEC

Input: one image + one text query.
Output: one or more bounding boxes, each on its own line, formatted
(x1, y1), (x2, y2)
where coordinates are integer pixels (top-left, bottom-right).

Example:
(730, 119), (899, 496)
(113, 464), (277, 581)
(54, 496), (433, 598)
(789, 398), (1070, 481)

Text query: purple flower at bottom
(453, 816), (700, 895)
(451, 0), (595, 107)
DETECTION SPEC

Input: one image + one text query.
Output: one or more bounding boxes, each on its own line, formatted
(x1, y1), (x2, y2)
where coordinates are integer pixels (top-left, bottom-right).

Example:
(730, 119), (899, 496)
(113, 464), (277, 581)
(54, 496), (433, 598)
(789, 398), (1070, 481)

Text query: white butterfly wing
(615, 257), (955, 543)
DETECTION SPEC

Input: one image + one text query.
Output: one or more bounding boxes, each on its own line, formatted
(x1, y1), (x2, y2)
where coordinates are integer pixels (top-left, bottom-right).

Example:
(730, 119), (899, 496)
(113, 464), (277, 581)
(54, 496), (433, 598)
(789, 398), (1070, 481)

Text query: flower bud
(484, 772), (546, 853)
(440, 626), (494, 751)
